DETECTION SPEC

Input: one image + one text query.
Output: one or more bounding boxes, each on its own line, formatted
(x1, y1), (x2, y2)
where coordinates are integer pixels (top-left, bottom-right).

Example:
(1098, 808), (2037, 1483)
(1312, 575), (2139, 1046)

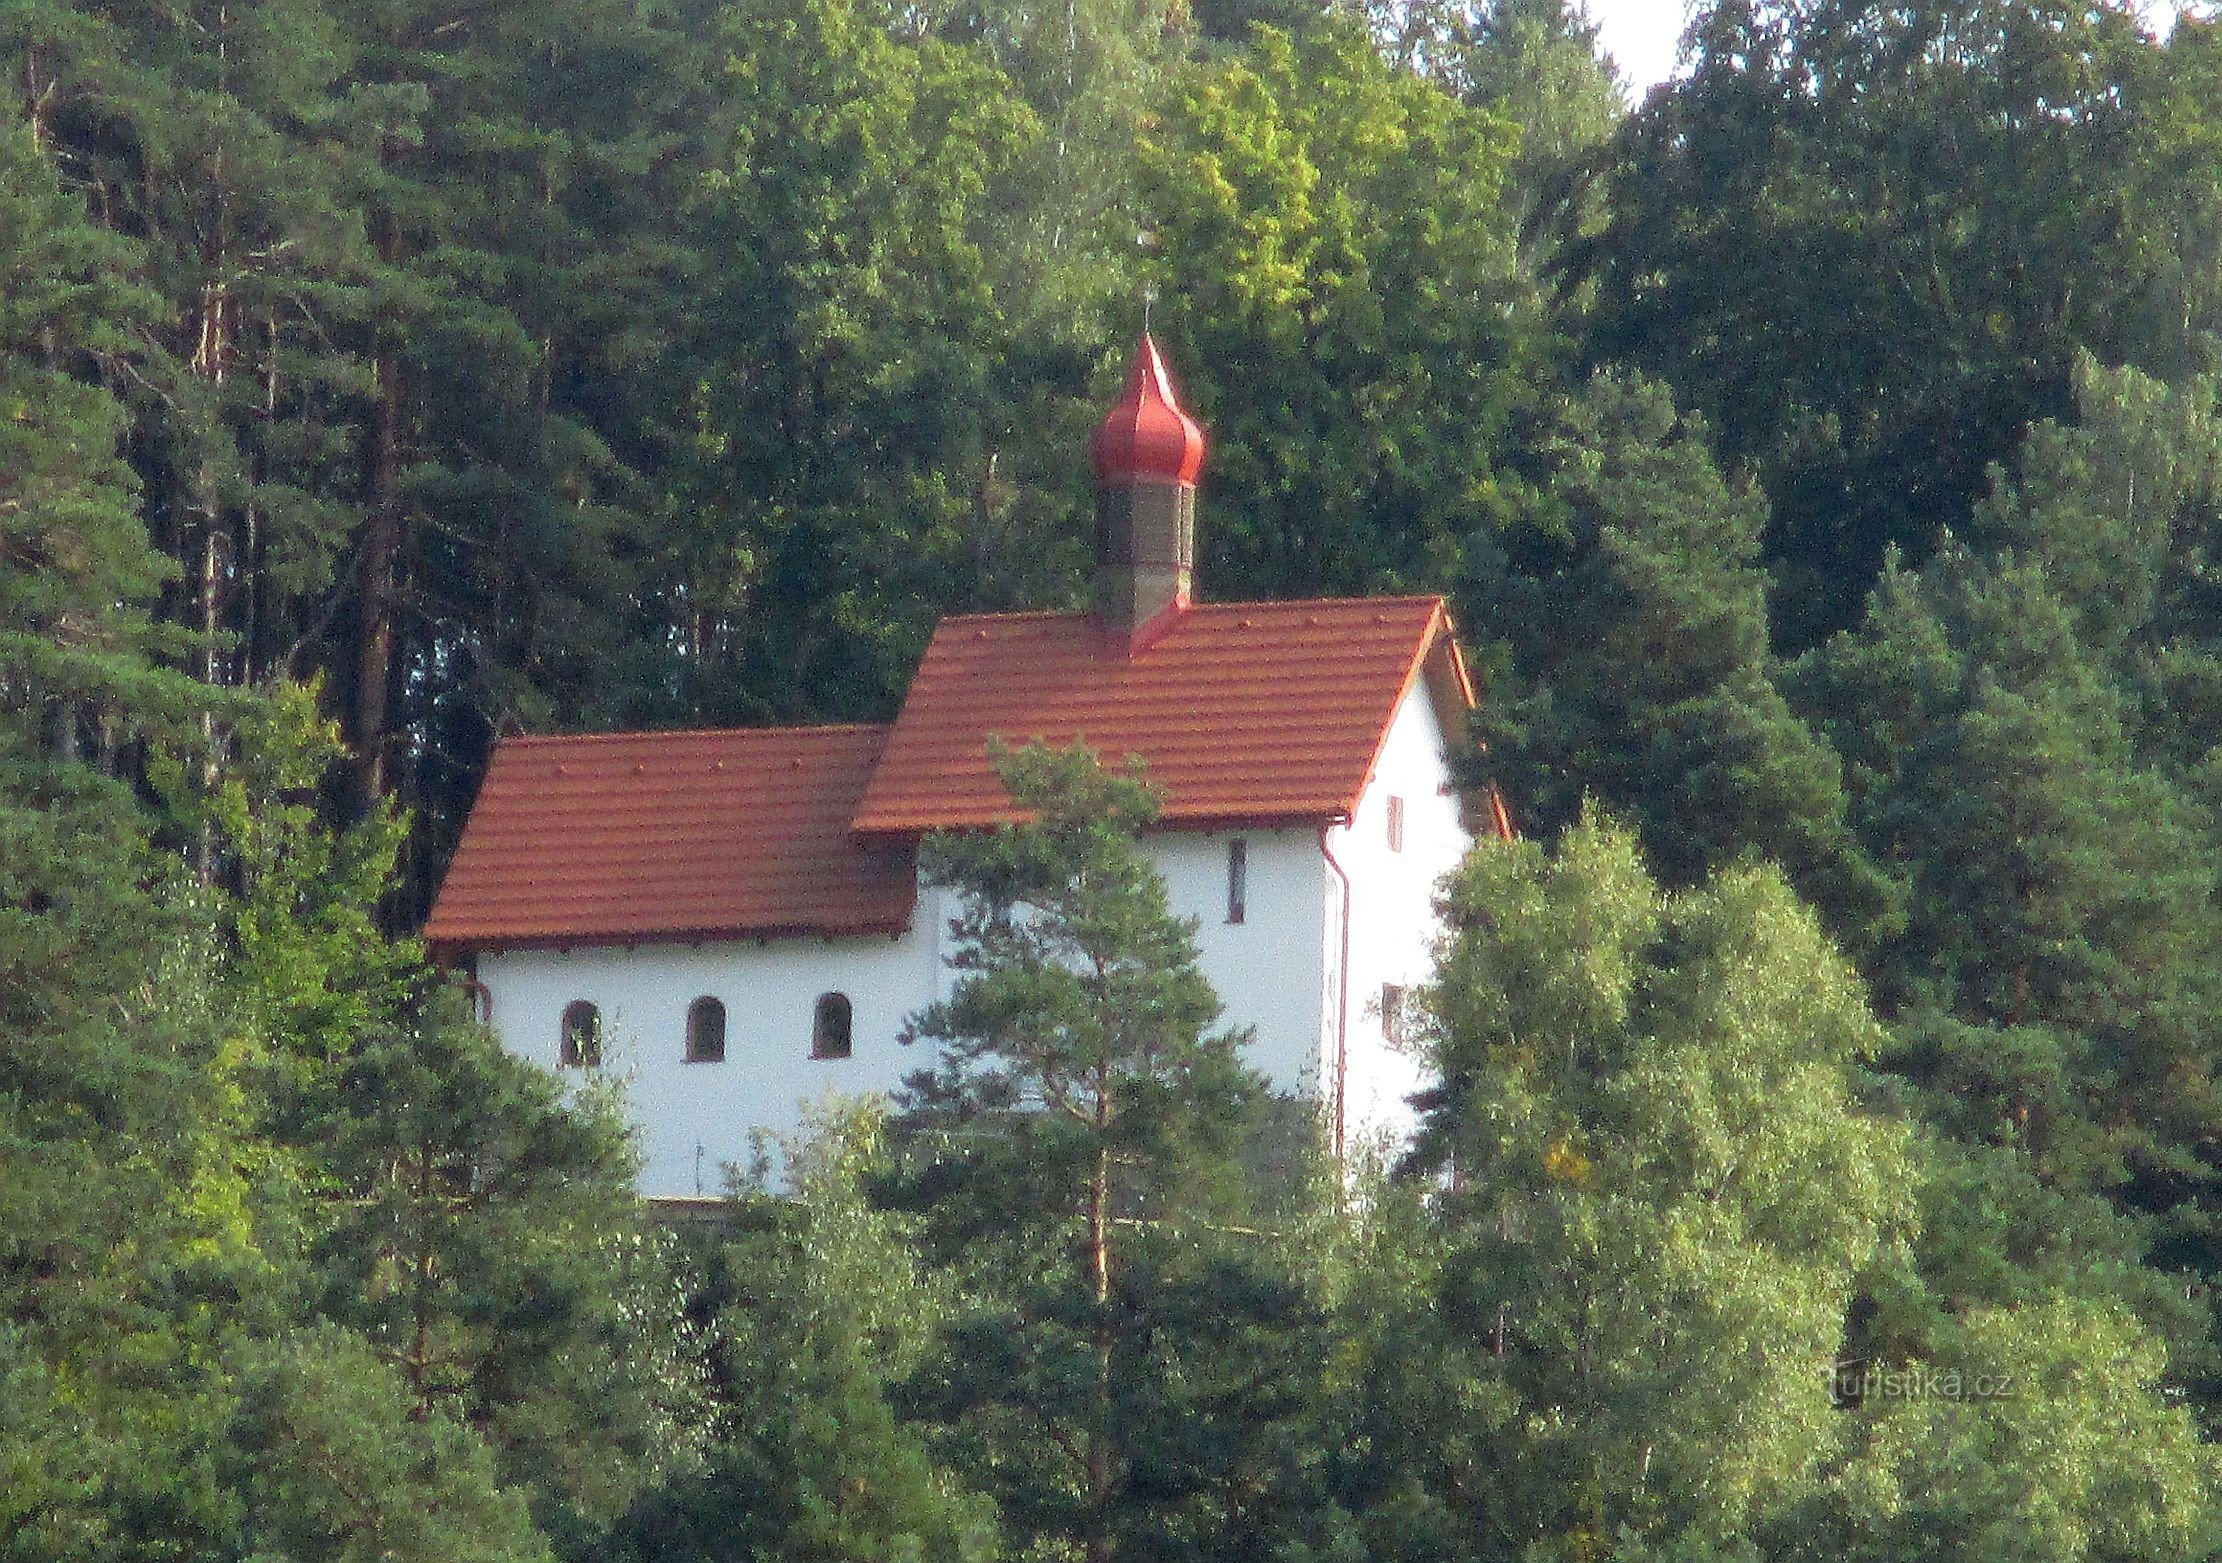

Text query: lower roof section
(423, 724), (915, 953)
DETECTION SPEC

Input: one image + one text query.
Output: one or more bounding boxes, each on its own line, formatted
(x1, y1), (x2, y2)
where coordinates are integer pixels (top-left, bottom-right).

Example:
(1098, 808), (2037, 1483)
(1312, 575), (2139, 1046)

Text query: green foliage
(1141, 14), (1533, 601)
(1395, 816), (1912, 1553)
(650, 0), (1051, 727)
(231, 1324), (553, 1563)
(1764, 1122), (2220, 1561)
(164, 680), (417, 1075)
(301, 999), (707, 1538)
(1798, 373), (2222, 1165)
(1471, 372), (1863, 908)
(0, 103), (700, 1539)
(1788, 1295), (2215, 1562)
(904, 742), (1260, 1212)
(1794, 359), (2222, 1434)
(1569, 0), (2173, 646)
(610, 1103), (997, 1562)
(917, 0), (1182, 336)
(898, 742), (1326, 1560)
(8, 0), (2222, 1551)
(1444, 0), (1624, 246)
(2, 0), (721, 893)
(2122, 14), (2222, 383)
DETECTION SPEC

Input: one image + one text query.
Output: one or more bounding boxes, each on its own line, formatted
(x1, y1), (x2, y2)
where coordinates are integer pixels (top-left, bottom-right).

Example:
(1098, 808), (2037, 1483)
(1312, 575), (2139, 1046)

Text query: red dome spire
(1090, 333), (1205, 486)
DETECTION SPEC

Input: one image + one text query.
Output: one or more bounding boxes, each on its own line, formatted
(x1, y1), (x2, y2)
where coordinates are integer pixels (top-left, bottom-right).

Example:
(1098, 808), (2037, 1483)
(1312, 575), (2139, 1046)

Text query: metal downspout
(1319, 821), (1353, 1172)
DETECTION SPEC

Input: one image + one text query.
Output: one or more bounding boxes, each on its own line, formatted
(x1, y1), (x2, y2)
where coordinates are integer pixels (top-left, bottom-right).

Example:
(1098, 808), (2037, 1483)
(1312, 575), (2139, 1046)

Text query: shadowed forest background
(9, 0), (2222, 1556)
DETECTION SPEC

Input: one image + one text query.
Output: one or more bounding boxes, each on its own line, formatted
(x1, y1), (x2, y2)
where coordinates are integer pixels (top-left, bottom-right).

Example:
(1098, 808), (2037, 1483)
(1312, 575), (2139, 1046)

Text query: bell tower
(1089, 334), (1206, 646)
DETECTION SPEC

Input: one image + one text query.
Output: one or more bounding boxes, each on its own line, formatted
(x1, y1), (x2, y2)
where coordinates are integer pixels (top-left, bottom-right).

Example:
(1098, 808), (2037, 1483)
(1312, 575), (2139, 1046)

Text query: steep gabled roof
(850, 596), (1473, 834)
(424, 724), (914, 953)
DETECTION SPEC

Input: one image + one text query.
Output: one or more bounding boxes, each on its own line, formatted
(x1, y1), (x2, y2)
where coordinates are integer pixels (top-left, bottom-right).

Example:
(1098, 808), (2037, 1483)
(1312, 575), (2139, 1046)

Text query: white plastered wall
(478, 832), (1340, 1198)
(1321, 680), (1471, 1156)
(473, 688), (1467, 1197)
(476, 886), (954, 1197)
(1138, 828), (1330, 1095)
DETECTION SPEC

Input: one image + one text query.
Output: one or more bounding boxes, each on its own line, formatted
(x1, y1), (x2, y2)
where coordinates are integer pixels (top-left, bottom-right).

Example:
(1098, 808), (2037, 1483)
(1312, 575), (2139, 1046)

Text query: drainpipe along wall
(1318, 820), (1352, 1171)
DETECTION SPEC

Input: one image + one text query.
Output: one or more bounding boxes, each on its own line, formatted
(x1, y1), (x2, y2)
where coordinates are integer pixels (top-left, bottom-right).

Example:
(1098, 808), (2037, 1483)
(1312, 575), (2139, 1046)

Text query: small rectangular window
(1387, 795), (1406, 853)
(1226, 837), (1248, 924)
(1381, 983), (1407, 1043)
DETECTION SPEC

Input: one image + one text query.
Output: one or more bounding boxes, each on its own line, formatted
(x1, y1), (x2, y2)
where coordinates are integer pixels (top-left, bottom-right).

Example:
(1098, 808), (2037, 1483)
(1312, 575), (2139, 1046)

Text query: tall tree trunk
(1086, 1078), (1113, 1563)
(22, 44), (53, 150)
(245, 314), (279, 683)
(353, 339), (400, 815)
(189, 119), (234, 881)
(354, 165), (404, 817)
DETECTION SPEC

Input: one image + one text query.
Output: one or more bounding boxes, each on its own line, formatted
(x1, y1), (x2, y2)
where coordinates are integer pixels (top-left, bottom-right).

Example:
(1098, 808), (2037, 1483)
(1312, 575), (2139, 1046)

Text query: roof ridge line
(933, 608), (1086, 624)
(934, 594), (1447, 628)
(1172, 594), (1447, 613)
(498, 721), (893, 748)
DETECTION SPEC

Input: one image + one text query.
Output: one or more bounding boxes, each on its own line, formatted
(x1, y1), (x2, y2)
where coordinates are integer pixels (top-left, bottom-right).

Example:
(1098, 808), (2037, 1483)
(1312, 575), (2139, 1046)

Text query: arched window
(685, 996), (726, 1064)
(811, 992), (853, 1060)
(560, 1000), (602, 1067)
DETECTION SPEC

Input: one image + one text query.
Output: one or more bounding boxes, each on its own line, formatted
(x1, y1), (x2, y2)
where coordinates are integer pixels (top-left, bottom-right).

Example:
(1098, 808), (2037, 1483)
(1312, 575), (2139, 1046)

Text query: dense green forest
(9, 0), (2222, 1555)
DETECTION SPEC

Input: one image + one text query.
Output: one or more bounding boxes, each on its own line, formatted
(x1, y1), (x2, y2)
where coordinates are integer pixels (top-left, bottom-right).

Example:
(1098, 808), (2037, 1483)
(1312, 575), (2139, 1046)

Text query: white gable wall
(1324, 680), (1470, 1156)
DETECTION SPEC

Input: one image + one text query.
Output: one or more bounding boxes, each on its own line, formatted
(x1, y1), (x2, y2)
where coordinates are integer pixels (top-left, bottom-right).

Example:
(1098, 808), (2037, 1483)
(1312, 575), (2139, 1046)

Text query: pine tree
(894, 742), (1325, 1561)
(300, 997), (708, 1544)
(0, 122), (564, 1561)
(1800, 488), (2222, 1199)
(1796, 359), (2222, 1425)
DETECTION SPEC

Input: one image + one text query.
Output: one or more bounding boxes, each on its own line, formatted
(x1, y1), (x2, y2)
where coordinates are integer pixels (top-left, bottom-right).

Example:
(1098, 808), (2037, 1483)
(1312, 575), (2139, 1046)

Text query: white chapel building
(425, 337), (1510, 1198)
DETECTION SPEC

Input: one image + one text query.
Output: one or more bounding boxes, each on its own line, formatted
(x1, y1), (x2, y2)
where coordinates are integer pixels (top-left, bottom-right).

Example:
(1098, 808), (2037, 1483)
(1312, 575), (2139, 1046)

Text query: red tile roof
(424, 725), (914, 952)
(850, 596), (1474, 833)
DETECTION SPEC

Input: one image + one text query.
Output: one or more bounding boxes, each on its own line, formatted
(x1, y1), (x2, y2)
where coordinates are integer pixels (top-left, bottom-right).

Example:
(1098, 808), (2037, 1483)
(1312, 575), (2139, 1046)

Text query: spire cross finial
(1142, 282), (1156, 333)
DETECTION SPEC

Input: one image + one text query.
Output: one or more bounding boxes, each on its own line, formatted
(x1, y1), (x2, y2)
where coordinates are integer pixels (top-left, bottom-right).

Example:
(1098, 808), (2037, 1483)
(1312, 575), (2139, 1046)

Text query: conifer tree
(896, 743), (1325, 1561)
(0, 123), (569, 1560)
(301, 998), (708, 1544)
(1797, 360), (2222, 1418)
(1470, 372), (1865, 909)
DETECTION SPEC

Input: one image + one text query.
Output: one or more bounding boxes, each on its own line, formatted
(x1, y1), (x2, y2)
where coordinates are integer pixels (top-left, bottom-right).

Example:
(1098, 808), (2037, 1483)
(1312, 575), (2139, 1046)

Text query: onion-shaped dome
(1089, 333), (1206, 486)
